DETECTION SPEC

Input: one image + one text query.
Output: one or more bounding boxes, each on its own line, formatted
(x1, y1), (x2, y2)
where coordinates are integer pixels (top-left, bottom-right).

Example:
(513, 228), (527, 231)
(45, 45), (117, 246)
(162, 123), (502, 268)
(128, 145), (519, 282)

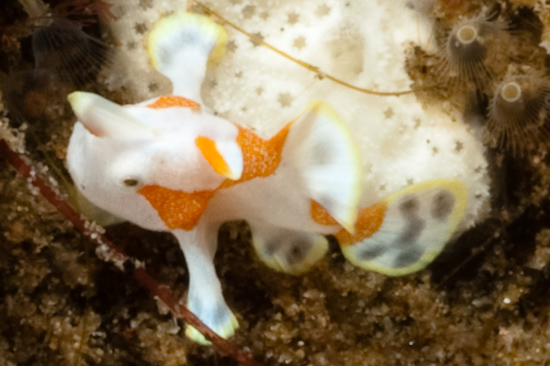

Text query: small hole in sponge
(316, 4), (331, 17)
(226, 40), (237, 52)
(455, 141), (464, 153)
(250, 32), (264, 47)
(277, 92), (293, 107)
(242, 5), (255, 19)
(293, 36), (306, 50)
(134, 23), (147, 35)
(287, 12), (299, 25)
(139, 0), (153, 9)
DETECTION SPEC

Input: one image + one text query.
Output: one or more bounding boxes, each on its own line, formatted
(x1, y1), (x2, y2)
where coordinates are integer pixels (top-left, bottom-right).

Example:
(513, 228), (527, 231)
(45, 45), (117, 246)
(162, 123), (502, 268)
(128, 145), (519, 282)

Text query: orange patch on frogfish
(139, 122), (293, 230)
(310, 200), (339, 226)
(221, 122), (292, 189)
(195, 136), (233, 178)
(138, 185), (215, 230)
(335, 201), (387, 247)
(146, 95), (201, 109)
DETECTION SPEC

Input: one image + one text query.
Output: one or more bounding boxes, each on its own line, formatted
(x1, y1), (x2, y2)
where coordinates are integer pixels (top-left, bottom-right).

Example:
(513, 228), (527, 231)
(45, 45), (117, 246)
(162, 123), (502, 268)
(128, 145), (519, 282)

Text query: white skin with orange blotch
(67, 12), (470, 344)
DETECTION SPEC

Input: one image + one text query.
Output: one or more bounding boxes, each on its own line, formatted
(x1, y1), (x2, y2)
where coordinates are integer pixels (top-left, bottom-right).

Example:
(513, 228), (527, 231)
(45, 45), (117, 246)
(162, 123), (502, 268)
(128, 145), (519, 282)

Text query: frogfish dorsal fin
(148, 12), (227, 102)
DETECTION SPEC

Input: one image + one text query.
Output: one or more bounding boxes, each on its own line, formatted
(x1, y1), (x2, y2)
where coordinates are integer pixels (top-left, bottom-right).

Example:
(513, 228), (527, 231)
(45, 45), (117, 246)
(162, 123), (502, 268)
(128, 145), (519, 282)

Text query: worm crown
(447, 22), (486, 68)
(32, 17), (110, 87)
(436, 12), (507, 93)
(486, 71), (550, 155)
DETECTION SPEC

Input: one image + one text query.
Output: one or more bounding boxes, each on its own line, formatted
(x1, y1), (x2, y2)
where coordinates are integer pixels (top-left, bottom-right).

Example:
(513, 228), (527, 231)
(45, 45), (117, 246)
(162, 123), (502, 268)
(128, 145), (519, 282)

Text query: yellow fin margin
(148, 12), (228, 70)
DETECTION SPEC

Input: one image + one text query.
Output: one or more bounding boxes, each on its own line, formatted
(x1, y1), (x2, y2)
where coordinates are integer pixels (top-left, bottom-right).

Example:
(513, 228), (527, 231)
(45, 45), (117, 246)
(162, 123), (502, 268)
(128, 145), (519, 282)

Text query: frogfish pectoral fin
(173, 227), (239, 344)
(283, 100), (363, 233)
(249, 221), (329, 275)
(336, 179), (468, 276)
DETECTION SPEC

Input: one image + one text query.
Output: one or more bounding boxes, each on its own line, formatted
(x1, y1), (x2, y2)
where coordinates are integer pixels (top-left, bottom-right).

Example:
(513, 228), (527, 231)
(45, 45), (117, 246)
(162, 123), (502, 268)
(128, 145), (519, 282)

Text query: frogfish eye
(123, 178), (140, 187)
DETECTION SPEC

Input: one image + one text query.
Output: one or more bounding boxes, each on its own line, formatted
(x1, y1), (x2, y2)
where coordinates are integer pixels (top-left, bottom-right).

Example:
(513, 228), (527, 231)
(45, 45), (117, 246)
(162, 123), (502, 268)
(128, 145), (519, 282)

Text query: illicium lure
(66, 12), (468, 344)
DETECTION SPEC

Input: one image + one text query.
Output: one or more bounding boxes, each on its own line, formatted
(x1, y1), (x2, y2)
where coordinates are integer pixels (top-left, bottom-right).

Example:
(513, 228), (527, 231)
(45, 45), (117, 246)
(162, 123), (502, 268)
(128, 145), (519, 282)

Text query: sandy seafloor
(3, 0), (550, 365)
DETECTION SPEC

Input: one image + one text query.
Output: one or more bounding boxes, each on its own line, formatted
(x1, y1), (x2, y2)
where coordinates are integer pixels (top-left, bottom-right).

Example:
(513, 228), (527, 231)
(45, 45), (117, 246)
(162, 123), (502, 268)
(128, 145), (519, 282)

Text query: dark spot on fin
(285, 240), (310, 265)
(358, 244), (386, 261)
(264, 240), (278, 256)
(392, 246), (424, 268)
(397, 195), (425, 245)
(431, 190), (455, 221)
(399, 195), (420, 215)
(398, 217), (425, 246)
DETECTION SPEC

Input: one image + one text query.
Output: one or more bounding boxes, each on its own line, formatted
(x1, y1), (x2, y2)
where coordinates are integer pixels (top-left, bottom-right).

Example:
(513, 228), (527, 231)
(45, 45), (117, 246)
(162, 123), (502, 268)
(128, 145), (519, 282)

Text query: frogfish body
(66, 12), (469, 344)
